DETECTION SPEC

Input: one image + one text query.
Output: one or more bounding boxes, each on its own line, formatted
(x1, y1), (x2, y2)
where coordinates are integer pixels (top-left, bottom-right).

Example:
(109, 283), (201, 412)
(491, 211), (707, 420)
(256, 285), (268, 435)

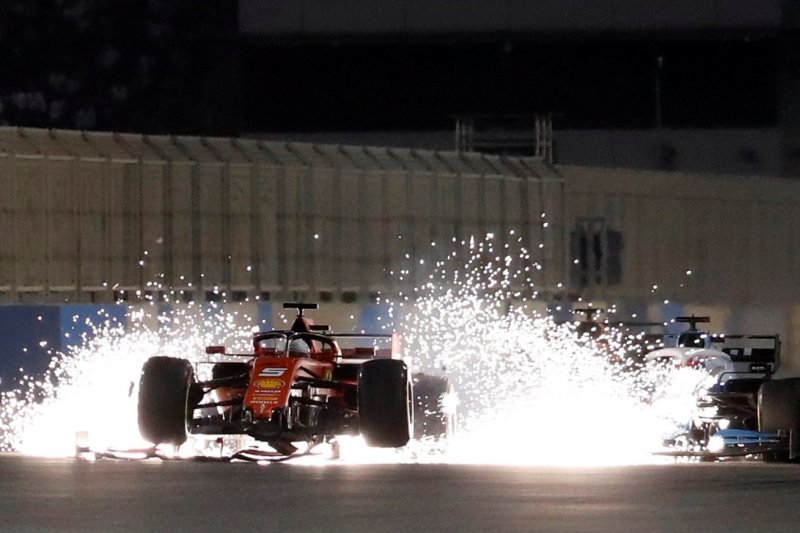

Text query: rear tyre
(412, 373), (456, 440)
(358, 359), (412, 447)
(758, 378), (800, 462)
(138, 356), (195, 446)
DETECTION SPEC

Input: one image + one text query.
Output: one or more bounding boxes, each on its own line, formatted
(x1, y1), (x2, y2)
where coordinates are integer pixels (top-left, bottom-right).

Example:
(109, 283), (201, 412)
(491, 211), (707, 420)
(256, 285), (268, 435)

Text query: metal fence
(0, 127), (565, 303)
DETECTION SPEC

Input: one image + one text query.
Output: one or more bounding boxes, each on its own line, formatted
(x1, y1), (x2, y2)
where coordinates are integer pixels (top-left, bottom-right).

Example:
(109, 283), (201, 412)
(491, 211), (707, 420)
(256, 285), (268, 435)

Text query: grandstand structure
(0, 127), (564, 303)
(5, 126), (800, 369)
(4, 125), (800, 308)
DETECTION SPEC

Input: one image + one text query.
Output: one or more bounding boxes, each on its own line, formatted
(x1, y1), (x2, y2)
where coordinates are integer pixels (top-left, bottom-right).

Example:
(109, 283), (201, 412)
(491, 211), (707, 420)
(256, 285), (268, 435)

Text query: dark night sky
(0, 1), (781, 136)
(242, 37), (779, 132)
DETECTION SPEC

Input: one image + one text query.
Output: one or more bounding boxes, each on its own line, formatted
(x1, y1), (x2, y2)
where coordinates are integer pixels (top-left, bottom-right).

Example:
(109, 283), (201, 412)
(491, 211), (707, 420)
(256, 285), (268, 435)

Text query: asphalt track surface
(4, 455), (800, 532)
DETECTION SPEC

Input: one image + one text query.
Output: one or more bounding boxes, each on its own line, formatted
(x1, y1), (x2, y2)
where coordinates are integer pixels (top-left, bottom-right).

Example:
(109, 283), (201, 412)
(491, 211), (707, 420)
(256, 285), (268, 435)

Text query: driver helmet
(678, 332), (705, 348)
(289, 338), (310, 357)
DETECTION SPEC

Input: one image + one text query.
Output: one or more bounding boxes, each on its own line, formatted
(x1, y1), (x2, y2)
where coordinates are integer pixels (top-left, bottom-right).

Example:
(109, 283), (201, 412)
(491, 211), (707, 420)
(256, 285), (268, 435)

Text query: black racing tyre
(358, 359), (412, 447)
(412, 373), (453, 440)
(758, 378), (800, 462)
(138, 356), (195, 446)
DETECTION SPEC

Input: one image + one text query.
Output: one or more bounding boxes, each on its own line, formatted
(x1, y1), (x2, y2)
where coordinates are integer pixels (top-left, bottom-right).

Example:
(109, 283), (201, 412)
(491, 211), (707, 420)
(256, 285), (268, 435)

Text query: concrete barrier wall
(0, 128), (564, 303)
(5, 128), (800, 374)
(561, 165), (800, 305)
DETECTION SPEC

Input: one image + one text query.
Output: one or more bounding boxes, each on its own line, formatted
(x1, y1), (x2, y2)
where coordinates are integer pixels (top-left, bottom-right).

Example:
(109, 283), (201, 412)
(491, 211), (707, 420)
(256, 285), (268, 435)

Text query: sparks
(0, 234), (708, 468)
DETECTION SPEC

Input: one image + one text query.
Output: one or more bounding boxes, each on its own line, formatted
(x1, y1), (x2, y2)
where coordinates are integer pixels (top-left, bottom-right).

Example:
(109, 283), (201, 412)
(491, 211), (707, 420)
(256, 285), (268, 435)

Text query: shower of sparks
(387, 233), (715, 465)
(0, 233), (713, 466)
(0, 304), (255, 456)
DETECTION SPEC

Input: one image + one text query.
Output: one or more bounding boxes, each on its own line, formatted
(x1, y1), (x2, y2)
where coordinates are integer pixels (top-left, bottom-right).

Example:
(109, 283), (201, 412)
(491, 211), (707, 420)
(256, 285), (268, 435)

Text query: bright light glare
(0, 307), (255, 456)
(0, 234), (711, 467)
(707, 435), (725, 453)
(389, 234), (713, 466)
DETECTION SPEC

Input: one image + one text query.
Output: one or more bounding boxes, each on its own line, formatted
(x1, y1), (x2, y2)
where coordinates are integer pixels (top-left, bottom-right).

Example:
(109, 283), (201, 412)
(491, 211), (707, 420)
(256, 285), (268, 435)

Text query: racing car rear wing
(328, 333), (402, 359)
(712, 334), (781, 370)
(641, 331), (781, 370)
(206, 332), (402, 360)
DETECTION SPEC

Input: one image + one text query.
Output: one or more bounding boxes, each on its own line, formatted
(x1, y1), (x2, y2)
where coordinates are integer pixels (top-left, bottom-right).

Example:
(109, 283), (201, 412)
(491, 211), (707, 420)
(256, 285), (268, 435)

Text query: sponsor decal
(259, 367), (287, 377)
(255, 378), (285, 390)
(251, 393), (280, 404)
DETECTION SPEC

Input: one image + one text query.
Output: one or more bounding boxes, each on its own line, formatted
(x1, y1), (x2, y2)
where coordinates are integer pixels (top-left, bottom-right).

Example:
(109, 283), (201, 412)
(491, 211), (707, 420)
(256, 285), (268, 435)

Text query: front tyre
(138, 356), (195, 446)
(358, 359), (412, 447)
(758, 378), (800, 462)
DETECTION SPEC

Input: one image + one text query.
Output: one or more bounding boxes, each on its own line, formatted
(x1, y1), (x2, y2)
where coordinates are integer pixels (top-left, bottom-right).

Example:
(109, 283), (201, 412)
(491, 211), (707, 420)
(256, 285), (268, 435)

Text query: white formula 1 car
(645, 316), (789, 460)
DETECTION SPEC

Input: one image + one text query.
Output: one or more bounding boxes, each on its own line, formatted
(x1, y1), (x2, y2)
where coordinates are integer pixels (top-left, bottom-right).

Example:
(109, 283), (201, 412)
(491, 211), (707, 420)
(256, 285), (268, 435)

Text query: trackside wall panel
(140, 163), (165, 292)
(77, 160), (109, 290)
(199, 164), (224, 291)
(47, 160), (78, 290)
(0, 128), (563, 303)
(276, 166), (297, 290)
(437, 174), (460, 242)
(254, 164), (280, 292)
(459, 174), (484, 242)
(15, 160), (48, 290)
(561, 165), (800, 305)
(0, 157), (11, 290)
(483, 175), (503, 233)
(409, 173), (433, 278)
(363, 172), (386, 290)
(385, 172), (411, 295)
(169, 163), (194, 289)
(539, 179), (564, 292)
(107, 163), (128, 290)
(229, 163), (254, 289)
(338, 169), (363, 290)
(307, 167), (335, 290)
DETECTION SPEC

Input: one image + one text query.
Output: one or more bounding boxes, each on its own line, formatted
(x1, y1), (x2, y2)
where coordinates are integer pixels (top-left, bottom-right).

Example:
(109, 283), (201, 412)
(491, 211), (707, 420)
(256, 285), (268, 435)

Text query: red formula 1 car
(137, 303), (452, 456)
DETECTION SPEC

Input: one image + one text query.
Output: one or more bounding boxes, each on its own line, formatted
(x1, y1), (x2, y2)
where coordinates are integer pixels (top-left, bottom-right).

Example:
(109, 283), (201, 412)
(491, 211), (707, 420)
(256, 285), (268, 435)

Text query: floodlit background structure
(3, 1), (800, 375)
(0, 127), (564, 303)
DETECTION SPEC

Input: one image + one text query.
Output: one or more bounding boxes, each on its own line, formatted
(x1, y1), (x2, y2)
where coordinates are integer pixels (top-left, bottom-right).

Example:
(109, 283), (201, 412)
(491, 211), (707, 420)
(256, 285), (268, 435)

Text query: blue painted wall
(0, 304), (128, 390)
(59, 304), (128, 350)
(0, 306), (61, 389)
(359, 303), (392, 333)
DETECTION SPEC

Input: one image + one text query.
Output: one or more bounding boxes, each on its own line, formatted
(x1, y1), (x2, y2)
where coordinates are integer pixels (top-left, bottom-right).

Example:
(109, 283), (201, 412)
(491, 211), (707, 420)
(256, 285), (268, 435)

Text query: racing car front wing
(655, 428), (800, 460)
